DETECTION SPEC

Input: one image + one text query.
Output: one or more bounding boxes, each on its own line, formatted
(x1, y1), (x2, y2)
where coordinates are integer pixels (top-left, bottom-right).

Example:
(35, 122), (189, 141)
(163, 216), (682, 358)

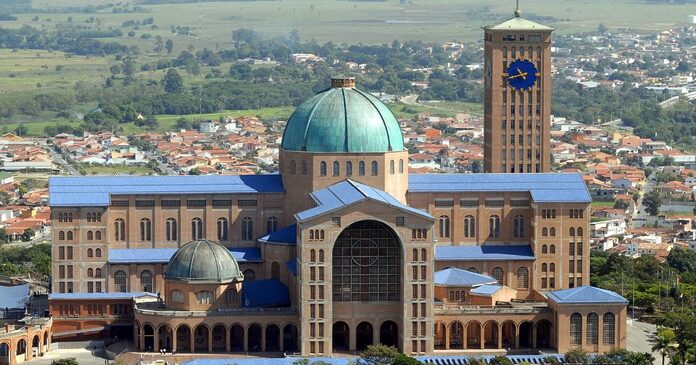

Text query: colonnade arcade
(433, 320), (552, 351)
(0, 331), (51, 365)
(136, 323), (299, 354)
(332, 320), (399, 352)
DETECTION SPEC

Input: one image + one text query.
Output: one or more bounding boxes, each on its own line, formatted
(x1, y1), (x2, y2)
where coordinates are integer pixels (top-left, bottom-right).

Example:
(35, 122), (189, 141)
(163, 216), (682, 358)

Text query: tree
(161, 69), (183, 94)
(21, 228), (35, 242)
(564, 349), (590, 365)
(14, 125), (28, 137)
(651, 329), (677, 365)
(360, 345), (420, 365)
(597, 23), (608, 34)
(489, 356), (513, 365)
(0, 228), (7, 243)
(188, 167), (201, 175)
(165, 39), (174, 55)
(122, 58), (136, 77)
(51, 358), (78, 365)
(136, 115), (159, 130)
(643, 190), (662, 216)
(109, 64), (121, 77)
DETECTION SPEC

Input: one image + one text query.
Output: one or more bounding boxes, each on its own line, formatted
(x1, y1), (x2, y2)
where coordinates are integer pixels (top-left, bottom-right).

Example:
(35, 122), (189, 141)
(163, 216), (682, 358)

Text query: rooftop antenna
(515, 0), (521, 17)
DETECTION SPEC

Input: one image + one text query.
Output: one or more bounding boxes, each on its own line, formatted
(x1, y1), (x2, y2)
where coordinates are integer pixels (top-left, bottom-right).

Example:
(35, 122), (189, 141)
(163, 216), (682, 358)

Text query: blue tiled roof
(434, 267), (497, 287)
(0, 284), (29, 309)
(435, 245), (535, 261)
(241, 279), (290, 308)
(286, 259), (297, 277)
(49, 292), (157, 301)
(408, 173), (591, 203)
(49, 175), (284, 207)
(417, 354), (564, 365)
(258, 225), (296, 245)
(470, 285), (503, 296)
(108, 247), (262, 264)
(547, 286), (628, 304)
(296, 179), (433, 221)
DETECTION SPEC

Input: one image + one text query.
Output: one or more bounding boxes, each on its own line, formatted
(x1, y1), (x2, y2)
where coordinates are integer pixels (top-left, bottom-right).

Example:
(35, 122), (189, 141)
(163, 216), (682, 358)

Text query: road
(400, 95), (484, 117)
(145, 152), (178, 175)
(41, 142), (81, 176)
(626, 319), (661, 365)
(632, 170), (655, 228)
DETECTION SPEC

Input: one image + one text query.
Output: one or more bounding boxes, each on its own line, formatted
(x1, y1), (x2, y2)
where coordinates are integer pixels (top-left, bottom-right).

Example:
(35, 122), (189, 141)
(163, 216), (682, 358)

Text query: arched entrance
(212, 324), (227, 352)
(248, 324), (262, 352)
(536, 320), (552, 349)
(0, 343), (8, 365)
(434, 322), (447, 350)
(379, 321), (398, 348)
(484, 321), (499, 349)
(332, 322), (350, 351)
(518, 321), (533, 348)
(143, 324), (155, 352)
(466, 321), (481, 349)
(193, 325), (209, 353)
(356, 322), (373, 351)
(265, 324), (280, 352)
(42, 332), (49, 353)
(158, 325), (173, 352)
(176, 325), (191, 352)
(501, 321), (516, 349)
(31, 335), (39, 357)
(282, 324), (299, 353)
(449, 321), (464, 349)
(16, 339), (26, 362)
(230, 324), (244, 352)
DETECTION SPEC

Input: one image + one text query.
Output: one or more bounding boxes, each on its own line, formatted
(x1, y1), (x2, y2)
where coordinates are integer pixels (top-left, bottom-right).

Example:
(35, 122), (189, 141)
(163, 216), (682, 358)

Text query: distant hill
(137, 0), (275, 4)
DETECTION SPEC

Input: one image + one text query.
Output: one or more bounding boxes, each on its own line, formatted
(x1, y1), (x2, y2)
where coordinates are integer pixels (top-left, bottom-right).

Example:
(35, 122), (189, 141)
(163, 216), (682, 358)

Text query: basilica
(47, 13), (627, 360)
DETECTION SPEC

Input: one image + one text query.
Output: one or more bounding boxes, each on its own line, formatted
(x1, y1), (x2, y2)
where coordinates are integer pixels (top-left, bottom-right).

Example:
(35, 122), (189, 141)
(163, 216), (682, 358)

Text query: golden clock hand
(507, 72), (528, 80)
(516, 67), (527, 80)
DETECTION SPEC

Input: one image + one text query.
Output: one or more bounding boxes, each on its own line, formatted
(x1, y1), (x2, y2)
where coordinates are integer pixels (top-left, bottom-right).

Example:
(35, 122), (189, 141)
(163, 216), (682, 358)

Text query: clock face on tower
(505, 59), (538, 90)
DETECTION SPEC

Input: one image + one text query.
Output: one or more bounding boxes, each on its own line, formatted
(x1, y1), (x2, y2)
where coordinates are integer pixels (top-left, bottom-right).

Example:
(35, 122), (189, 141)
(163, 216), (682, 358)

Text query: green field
(591, 201), (616, 208)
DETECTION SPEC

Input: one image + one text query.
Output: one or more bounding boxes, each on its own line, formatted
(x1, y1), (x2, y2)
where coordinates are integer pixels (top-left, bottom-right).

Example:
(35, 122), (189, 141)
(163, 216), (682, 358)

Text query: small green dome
(165, 240), (243, 283)
(281, 78), (404, 153)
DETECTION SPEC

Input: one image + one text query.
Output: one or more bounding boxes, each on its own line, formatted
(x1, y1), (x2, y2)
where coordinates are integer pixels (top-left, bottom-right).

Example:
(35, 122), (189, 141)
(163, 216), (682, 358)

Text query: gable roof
(470, 285), (503, 296)
(296, 179), (433, 222)
(547, 286), (628, 304)
(49, 175), (284, 207)
(258, 224), (296, 245)
(485, 16), (554, 31)
(408, 173), (591, 203)
(434, 267), (497, 287)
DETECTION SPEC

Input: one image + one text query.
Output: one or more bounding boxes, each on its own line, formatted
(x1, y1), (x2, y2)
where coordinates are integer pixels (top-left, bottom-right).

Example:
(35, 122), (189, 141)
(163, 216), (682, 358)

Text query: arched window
(171, 290), (184, 303)
(217, 218), (229, 241)
(421, 248), (427, 261)
(542, 263), (547, 272)
(59, 231), (65, 240)
(399, 159), (404, 173)
(464, 215), (475, 238)
(332, 161), (340, 176)
(196, 291), (214, 304)
(319, 249), (324, 263)
(87, 268), (93, 277)
(191, 218), (203, 240)
(491, 267), (504, 285)
(550, 244), (556, 254)
(58, 213), (63, 222)
(95, 248), (102, 257)
(67, 231), (73, 240)
(114, 219), (125, 241)
(371, 161), (378, 176)
(165, 218), (177, 241)
(449, 291), (455, 301)
(550, 227), (556, 236)
(489, 215), (500, 238)
(271, 262), (280, 279)
(587, 313), (599, 345)
(88, 248), (94, 257)
(140, 218), (152, 241)
(140, 270), (153, 292)
(301, 160), (308, 175)
(542, 227), (548, 236)
(542, 210), (547, 219)
(359, 161), (366, 176)
(513, 215), (525, 238)
(390, 160), (395, 174)
(114, 270), (127, 293)
(289, 160), (296, 175)
(517, 267), (529, 289)
(87, 231), (93, 240)
(266, 217), (278, 233)
(570, 313), (582, 346)
(438, 215), (450, 238)
(346, 161), (353, 176)
(310, 249), (316, 262)
(578, 227), (584, 236)
(542, 244), (548, 254)
(412, 249), (418, 261)
(319, 161), (327, 176)
(241, 217), (253, 241)
(95, 231), (102, 240)
(603, 313), (615, 345)
(468, 267), (479, 274)
(569, 227), (575, 236)
(95, 268), (102, 278)
(243, 269), (255, 282)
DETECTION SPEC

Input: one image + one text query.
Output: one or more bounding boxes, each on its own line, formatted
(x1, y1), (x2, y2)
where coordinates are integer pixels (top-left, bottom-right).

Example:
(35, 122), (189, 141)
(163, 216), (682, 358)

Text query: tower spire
(515, 0), (521, 17)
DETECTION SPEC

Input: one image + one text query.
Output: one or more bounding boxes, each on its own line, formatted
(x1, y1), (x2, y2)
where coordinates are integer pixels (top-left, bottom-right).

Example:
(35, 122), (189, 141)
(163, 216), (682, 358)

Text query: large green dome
(165, 240), (244, 283)
(281, 78), (404, 153)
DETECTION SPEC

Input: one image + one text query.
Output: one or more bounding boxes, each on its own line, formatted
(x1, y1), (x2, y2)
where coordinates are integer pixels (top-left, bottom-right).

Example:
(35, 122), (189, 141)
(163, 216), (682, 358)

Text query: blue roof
(241, 279), (290, 308)
(547, 286), (628, 305)
(434, 267), (497, 287)
(408, 173), (591, 203)
(49, 292), (157, 301)
(109, 247), (262, 264)
(0, 284), (29, 309)
(435, 245), (535, 261)
(470, 285), (503, 296)
(297, 179), (433, 221)
(49, 175), (284, 207)
(286, 259), (297, 276)
(258, 225), (296, 245)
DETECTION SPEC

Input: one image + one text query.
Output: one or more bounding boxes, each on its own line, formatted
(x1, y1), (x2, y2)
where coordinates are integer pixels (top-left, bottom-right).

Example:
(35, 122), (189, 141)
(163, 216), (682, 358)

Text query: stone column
(497, 324), (503, 349)
(138, 325), (144, 351)
(153, 331), (159, 352)
(514, 324), (520, 348)
(444, 325), (450, 350)
(480, 327), (485, 349)
(190, 332), (194, 354)
(208, 330), (213, 353)
(226, 330), (231, 352)
(172, 331), (177, 353)
(532, 324), (538, 349)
